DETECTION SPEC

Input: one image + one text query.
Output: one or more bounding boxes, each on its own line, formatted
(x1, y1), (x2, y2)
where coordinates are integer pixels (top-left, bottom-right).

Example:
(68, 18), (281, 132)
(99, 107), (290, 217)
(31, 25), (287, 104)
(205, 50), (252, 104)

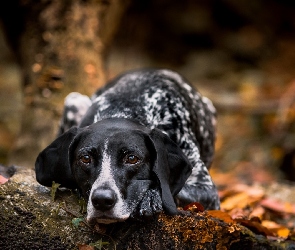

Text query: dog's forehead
(88, 118), (148, 132)
(78, 118), (151, 148)
(106, 130), (149, 150)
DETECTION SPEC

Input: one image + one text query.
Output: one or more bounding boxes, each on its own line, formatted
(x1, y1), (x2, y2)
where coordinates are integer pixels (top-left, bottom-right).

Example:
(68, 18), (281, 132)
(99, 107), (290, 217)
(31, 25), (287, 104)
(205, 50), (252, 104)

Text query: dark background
(1, 0), (295, 183)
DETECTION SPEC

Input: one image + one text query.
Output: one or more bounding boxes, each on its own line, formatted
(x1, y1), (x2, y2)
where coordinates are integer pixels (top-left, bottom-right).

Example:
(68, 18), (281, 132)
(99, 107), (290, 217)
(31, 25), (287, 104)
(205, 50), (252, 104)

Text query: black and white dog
(35, 69), (219, 225)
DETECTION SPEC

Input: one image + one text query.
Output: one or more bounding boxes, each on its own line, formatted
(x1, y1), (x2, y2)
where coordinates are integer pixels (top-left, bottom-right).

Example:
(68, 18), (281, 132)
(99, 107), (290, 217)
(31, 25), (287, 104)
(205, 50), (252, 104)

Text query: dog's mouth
(87, 214), (129, 225)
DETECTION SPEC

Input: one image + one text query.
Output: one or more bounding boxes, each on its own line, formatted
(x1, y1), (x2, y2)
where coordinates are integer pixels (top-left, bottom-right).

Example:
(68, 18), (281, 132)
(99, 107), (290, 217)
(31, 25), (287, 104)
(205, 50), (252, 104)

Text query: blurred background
(1, 0), (295, 185)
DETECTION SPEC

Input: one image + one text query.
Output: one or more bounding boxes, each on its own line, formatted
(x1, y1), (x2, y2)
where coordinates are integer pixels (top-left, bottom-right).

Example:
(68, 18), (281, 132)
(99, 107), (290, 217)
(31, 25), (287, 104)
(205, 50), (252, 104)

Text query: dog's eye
(125, 155), (139, 165)
(80, 154), (91, 164)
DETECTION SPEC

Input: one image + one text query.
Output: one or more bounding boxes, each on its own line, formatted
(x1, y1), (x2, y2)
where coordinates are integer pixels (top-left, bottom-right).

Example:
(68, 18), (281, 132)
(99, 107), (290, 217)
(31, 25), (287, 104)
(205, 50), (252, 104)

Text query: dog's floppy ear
(35, 127), (82, 189)
(149, 129), (192, 215)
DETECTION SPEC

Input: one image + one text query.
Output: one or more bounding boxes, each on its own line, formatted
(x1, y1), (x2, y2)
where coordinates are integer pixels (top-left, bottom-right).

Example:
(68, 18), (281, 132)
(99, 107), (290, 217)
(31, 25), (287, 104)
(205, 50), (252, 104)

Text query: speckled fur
(61, 69), (220, 210)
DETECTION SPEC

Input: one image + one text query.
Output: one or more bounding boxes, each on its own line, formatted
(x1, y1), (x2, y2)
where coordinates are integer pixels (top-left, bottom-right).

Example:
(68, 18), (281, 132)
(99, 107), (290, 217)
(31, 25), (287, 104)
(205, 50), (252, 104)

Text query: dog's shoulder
(90, 68), (205, 111)
(81, 69), (193, 125)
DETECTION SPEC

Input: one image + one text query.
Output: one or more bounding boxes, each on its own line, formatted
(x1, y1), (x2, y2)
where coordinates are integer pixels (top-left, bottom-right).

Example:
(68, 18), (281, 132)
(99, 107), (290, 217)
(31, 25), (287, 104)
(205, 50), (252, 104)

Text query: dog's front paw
(131, 189), (163, 219)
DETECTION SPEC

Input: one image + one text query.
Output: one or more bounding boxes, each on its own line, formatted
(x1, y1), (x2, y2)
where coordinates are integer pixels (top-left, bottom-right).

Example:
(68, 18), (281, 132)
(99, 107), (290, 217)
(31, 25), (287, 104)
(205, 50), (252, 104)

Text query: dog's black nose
(91, 189), (117, 211)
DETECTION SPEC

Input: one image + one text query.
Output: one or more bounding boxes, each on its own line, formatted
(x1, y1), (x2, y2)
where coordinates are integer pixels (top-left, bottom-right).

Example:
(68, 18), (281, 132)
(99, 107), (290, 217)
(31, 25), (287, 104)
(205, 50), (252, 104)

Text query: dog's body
(35, 69), (219, 224)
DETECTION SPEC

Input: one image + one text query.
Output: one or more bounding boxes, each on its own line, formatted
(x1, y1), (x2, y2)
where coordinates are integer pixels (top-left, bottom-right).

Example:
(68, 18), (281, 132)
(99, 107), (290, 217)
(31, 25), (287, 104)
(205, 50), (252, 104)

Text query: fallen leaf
(249, 206), (266, 220)
(277, 228), (290, 238)
(207, 210), (234, 223)
(228, 207), (249, 220)
(262, 220), (290, 238)
(220, 184), (265, 211)
(235, 218), (275, 237)
(0, 174), (9, 184)
(78, 243), (95, 250)
(183, 202), (204, 212)
(262, 220), (282, 229)
(260, 199), (295, 215)
(221, 192), (249, 210)
(221, 192), (262, 211)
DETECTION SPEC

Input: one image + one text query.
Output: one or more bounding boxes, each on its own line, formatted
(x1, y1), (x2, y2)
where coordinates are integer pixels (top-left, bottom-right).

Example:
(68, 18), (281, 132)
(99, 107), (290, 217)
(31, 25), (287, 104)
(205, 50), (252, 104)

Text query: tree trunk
(0, 0), (129, 168)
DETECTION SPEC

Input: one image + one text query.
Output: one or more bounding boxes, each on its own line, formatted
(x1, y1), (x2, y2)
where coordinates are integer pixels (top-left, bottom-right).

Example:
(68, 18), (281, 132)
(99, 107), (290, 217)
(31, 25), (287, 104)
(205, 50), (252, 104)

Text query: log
(1, 169), (294, 249)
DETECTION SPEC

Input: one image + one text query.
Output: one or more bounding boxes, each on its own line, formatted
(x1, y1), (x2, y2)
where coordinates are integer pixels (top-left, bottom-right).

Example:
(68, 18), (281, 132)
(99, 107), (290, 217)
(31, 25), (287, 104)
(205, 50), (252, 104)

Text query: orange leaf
(277, 228), (290, 238)
(262, 220), (290, 238)
(235, 218), (275, 237)
(221, 192), (263, 211)
(207, 210), (234, 224)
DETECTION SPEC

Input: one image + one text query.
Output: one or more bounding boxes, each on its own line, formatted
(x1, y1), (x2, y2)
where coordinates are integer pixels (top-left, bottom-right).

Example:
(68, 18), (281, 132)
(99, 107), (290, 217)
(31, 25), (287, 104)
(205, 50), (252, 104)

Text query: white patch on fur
(186, 159), (213, 186)
(65, 92), (92, 113)
(64, 92), (91, 124)
(66, 111), (75, 121)
(202, 96), (217, 126)
(86, 140), (130, 224)
(59, 92), (92, 133)
(159, 69), (183, 84)
(93, 95), (110, 111)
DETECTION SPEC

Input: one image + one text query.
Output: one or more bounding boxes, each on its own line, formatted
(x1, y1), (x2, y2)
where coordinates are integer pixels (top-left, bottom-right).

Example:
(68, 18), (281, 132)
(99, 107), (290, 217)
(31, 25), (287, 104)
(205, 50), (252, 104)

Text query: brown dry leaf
(235, 218), (275, 237)
(207, 210), (234, 224)
(0, 175), (9, 185)
(77, 243), (95, 250)
(260, 198), (295, 215)
(262, 220), (290, 238)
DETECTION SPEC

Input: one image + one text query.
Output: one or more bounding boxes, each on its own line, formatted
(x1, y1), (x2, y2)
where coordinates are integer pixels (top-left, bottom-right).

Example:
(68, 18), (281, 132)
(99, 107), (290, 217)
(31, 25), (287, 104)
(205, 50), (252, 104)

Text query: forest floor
(1, 2), (295, 245)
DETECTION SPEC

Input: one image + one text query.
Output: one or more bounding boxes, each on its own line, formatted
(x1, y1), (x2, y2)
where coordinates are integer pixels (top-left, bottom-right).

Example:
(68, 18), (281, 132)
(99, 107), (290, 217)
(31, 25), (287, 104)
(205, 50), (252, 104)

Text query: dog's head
(35, 118), (191, 224)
